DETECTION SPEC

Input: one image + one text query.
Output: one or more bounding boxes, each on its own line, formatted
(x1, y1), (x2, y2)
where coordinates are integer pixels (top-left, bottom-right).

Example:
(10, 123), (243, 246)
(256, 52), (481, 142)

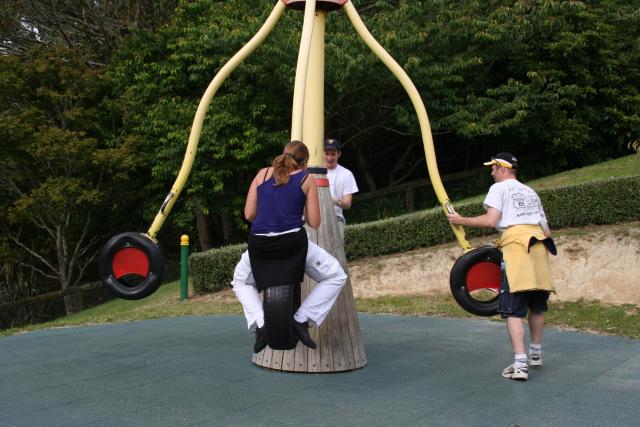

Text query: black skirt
(248, 228), (308, 292)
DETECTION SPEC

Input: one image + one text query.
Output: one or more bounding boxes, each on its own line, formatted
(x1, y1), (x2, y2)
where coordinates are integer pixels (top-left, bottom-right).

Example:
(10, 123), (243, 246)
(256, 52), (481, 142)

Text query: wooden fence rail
(0, 282), (103, 312)
(353, 166), (487, 211)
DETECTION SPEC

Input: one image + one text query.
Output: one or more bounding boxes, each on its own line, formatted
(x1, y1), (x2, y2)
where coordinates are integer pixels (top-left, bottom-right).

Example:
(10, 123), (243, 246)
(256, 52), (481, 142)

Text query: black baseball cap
(324, 138), (341, 151)
(483, 152), (518, 169)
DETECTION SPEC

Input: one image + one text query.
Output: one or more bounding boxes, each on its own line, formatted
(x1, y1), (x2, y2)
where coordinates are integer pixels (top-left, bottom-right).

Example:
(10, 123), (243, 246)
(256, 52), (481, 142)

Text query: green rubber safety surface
(1, 315), (639, 426)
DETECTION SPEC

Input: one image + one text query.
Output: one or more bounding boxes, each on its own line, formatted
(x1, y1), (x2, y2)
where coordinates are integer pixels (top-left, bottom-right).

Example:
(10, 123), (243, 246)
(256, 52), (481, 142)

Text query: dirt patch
(348, 222), (640, 305)
(189, 289), (237, 304)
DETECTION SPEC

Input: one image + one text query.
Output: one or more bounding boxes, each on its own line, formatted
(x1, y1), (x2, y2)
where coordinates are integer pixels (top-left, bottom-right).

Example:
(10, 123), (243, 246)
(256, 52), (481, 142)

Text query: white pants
(231, 241), (347, 331)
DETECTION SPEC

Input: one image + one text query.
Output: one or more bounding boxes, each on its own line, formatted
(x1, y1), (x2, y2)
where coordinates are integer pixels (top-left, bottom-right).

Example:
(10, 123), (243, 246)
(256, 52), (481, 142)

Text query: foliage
(108, 0), (300, 245)
(0, 45), (140, 313)
(0, 260), (39, 328)
(0, 0), (178, 60)
(350, 153), (639, 223)
(107, 0), (640, 246)
(323, 0), (640, 181)
(347, 176), (640, 259)
(189, 175), (640, 294)
(349, 192), (407, 223)
(189, 243), (245, 295)
(2, 0), (640, 323)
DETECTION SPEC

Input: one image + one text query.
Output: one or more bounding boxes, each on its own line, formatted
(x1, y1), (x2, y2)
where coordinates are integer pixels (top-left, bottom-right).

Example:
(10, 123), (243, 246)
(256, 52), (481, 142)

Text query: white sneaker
(502, 363), (529, 381)
(529, 352), (543, 367)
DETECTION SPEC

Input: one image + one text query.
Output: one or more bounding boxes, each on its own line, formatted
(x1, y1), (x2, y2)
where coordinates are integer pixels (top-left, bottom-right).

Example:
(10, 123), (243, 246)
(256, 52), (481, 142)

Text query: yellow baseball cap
(483, 152), (518, 169)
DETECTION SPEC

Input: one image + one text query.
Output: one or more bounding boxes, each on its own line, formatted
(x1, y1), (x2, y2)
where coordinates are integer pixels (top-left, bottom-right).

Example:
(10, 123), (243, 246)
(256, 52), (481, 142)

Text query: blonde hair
(271, 140), (309, 186)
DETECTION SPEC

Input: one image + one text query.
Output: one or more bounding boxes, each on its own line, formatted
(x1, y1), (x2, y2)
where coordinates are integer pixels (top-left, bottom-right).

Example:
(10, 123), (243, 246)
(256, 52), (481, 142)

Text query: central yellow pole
(290, 0), (317, 141)
(254, 3), (366, 371)
(302, 10), (326, 166)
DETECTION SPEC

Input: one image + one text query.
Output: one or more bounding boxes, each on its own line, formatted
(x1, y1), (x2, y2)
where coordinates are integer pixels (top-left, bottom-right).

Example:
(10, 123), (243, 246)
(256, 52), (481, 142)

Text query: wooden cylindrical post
(252, 6), (366, 372)
(252, 174), (367, 372)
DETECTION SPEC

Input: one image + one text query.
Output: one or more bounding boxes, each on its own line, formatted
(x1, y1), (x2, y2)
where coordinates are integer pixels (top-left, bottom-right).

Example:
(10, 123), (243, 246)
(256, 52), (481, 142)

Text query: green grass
(527, 154), (640, 190)
(448, 154), (640, 205)
(398, 154), (640, 212)
(3, 154), (639, 339)
(356, 294), (640, 340)
(353, 154), (640, 222)
(1, 281), (242, 336)
(5, 287), (639, 340)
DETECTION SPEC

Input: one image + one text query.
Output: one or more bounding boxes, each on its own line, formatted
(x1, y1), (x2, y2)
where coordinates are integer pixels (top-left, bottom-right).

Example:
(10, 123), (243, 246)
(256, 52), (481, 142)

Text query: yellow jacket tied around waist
(499, 225), (555, 293)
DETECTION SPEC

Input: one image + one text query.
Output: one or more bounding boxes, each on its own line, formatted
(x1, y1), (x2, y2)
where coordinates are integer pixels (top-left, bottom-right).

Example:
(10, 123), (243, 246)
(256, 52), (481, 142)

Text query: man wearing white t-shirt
(446, 152), (556, 382)
(324, 139), (359, 239)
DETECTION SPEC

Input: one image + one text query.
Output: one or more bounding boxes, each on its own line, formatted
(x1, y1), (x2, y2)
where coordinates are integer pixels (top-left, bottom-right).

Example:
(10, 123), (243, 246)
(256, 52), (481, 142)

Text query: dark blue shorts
(498, 289), (550, 318)
(497, 259), (550, 318)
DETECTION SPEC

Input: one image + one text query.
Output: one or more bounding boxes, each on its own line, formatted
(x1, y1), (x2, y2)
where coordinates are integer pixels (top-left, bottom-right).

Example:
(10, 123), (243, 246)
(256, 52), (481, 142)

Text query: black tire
(449, 246), (502, 317)
(263, 284), (301, 350)
(99, 232), (164, 300)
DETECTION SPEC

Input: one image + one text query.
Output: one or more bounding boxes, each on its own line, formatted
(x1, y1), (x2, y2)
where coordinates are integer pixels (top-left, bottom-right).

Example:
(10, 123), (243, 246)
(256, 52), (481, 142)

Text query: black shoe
(254, 326), (267, 353)
(292, 319), (316, 349)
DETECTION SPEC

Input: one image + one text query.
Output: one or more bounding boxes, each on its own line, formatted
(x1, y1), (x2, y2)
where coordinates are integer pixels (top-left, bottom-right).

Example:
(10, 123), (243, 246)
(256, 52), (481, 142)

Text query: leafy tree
(323, 0), (640, 184)
(0, 45), (139, 314)
(106, 0), (640, 248)
(1, 0), (178, 61)
(109, 0), (300, 248)
(440, 0), (640, 167)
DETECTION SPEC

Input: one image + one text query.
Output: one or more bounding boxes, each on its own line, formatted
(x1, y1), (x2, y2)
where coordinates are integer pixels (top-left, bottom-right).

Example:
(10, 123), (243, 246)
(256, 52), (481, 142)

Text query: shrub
(190, 243), (246, 295)
(190, 176), (640, 294)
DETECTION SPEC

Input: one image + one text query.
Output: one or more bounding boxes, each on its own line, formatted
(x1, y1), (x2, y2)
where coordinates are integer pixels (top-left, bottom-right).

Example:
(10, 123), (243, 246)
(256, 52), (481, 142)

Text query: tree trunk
(56, 225), (77, 315)
(352, 142), (377, 191)
(195, 207), (212, 251)
(221, 212), (234, 243)
(63, 292), (82, 315)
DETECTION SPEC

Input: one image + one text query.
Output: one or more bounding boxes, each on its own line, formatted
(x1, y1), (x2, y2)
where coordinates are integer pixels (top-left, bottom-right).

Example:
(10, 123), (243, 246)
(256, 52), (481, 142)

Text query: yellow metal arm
(290, 0), (317, 141)
(147, 2), (286, 238)
(343, 1), (471, 251)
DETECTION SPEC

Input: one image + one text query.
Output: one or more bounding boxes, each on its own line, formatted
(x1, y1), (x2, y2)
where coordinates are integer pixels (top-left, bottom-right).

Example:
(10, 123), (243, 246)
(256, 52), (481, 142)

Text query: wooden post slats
(252, 173), (366, 372)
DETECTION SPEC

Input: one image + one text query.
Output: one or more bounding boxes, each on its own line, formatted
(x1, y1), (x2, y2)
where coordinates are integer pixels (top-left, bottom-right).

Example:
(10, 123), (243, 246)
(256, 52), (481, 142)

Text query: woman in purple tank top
(231, 141), (347, 354)
(244, 140), (320, 232)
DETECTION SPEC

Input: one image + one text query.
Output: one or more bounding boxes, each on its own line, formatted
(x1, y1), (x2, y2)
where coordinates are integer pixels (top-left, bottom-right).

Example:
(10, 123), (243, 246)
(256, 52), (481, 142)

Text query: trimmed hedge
(190, 242), (246, 295)
(190, 176), (640, 294)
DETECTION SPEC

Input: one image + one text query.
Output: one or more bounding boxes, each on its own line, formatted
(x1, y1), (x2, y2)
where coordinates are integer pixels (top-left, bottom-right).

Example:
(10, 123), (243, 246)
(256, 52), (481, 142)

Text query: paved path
(1, 315), (639, 426)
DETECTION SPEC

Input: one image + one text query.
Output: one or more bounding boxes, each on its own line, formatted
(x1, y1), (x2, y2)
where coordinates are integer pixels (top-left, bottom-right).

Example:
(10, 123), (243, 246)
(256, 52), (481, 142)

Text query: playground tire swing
(100, 0), (498, 324)
(263, 284), (302, 349)
(449, 245), (501, 316)
(99, 232), (164, 300)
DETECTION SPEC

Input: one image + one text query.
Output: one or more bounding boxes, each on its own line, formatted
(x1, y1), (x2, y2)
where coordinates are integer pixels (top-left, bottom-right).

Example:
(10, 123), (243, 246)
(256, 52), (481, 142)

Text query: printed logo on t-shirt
(511, 191), (542, 219)
(484, 180), (546, 230)
(511, 192), (540, 209)
(512, 193), (527, 208)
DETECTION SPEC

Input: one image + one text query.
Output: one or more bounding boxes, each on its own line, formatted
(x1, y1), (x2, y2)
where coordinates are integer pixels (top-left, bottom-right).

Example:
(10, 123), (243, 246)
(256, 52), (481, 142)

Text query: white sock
(530, 343), (542, 354)
(514, 353), (528, 368)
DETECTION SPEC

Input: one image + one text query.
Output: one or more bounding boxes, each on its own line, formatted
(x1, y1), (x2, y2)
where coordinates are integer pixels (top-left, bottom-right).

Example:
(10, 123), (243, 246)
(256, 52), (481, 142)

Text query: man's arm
(446, 207), (501, 229)
(333, 193), (353, 210)
(333, 168), (358, 210)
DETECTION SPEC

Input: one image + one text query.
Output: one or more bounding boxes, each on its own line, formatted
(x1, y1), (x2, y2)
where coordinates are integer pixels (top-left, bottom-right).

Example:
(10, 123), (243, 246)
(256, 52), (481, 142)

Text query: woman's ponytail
(272, 140), (309, 186)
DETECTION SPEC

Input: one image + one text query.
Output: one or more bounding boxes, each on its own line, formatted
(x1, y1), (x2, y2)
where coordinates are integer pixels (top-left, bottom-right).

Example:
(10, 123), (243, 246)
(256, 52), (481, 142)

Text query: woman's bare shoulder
(254, 166), (273, 182)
